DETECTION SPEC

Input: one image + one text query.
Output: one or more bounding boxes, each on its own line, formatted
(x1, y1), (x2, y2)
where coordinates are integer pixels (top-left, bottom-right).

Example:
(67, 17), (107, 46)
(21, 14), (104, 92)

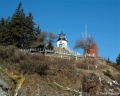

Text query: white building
(57, 32), (68, 48)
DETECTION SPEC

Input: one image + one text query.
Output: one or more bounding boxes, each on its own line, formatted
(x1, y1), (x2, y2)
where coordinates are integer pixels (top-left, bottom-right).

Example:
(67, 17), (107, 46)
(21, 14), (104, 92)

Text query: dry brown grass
(0, 45), (120, 95)
(0, 45), (75, 76)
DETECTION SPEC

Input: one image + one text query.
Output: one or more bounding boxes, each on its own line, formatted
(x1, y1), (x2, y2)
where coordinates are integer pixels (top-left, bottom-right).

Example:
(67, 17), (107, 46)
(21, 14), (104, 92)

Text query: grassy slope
(0, 45), (120, 96)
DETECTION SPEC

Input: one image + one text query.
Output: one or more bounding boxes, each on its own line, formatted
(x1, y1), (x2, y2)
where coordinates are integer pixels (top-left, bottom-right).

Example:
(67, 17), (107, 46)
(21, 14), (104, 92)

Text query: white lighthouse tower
(57, 32), (67, 48)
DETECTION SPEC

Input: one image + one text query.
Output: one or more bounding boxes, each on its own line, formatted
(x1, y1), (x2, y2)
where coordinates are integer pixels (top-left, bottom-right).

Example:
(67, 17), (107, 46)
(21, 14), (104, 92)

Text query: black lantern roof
(57, 32), (67, 41)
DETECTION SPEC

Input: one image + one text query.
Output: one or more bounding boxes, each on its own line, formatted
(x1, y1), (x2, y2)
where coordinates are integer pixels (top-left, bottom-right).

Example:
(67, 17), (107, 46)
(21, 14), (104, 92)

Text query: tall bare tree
(34, 31), (57, 49)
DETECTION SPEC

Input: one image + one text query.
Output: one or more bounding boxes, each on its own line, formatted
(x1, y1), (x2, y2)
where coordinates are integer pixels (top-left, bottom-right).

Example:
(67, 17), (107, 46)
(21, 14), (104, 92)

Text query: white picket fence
(20, 48), (95, 60)
(28, 48), (82, 56)
(20, 48), (83, 60)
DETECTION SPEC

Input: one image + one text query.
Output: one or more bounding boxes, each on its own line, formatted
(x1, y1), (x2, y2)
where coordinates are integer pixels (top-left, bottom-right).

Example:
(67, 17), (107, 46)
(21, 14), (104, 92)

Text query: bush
(116, 53), (120, 65)
(102, 70), (114, 80)
(0, 45), (74, 76)
(76, 62), (95, 70)
(19, 54), (50, 75)
(76, 63), (88, 70)
(52, 58), (74, 71)
(36, 62), (49, 75)
(0, 45), (50, 75)
(82, 58), (96, 65)
(115, 65), (120, 71)
(116, 74), (120, 84)
(106, 57), (111, 63)
(20, 60), (50, 75)
(0, 45), (17, 61)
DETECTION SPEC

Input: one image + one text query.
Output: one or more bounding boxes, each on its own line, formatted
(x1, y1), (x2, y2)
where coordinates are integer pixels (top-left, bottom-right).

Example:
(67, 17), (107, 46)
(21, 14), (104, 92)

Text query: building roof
(57, 32), (67, 41)
(57, 38), (67, 41)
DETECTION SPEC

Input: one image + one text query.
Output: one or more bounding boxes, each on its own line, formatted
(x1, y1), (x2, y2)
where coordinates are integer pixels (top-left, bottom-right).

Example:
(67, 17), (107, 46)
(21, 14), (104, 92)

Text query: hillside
(0, 45), (120, 96)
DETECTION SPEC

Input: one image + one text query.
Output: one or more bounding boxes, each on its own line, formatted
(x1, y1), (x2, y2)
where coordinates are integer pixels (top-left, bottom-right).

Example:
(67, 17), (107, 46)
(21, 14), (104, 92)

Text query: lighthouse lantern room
(57, 32), (67, 48)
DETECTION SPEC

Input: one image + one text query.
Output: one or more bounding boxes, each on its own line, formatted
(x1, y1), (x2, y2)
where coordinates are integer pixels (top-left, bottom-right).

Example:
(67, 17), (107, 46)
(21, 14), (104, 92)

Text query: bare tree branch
(74, 36), (95, 56)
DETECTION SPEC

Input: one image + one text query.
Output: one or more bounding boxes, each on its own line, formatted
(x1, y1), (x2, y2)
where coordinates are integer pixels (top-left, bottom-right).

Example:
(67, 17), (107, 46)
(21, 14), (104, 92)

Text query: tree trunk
(83, 49), (87, 58)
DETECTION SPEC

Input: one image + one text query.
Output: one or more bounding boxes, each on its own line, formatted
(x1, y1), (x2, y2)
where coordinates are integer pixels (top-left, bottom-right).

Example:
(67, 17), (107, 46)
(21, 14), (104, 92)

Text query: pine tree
(0, 17), (8, 45)
(0, 2), (42, 48)
(7, 2), (37, 48)
(24, 12), (36, 48)
(35, 25), (41, 35)
(106, 57), (111, 63)
(46, 41), (53, 50)
(8, 2), (26, 48)
(116, 53), (120, 65)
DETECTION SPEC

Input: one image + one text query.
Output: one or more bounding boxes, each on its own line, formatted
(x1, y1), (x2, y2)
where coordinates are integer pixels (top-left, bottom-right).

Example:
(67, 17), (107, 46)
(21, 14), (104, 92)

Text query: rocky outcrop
(82, 73), (120, 96)
(0, 67), (16, 96)
(82, 73), (100, 96)
(0, 67), (120, 96)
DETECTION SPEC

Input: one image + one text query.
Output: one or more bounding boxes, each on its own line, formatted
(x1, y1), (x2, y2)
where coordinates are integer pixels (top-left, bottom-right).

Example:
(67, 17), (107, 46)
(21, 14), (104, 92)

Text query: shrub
(82, 58), (97, 65)
(116, 53), (120, 65)
(106, 57), (111, 63)
(115, 65), (120, 71)
(52, 58), (74, 71)
(36, 62), (49, 76)
(98, 64), (107, 70)
(31, 53), (47, 62)
(76, 63), (88, 70)
(0, 45), (50, 75)
(76, 62), (95, 70)
(102, 70), (114, 80)
(0, 45), (17, 61)
(116, 74), (120, 84)
(19, 55), (50, 75)
(0, 45), (74, 76)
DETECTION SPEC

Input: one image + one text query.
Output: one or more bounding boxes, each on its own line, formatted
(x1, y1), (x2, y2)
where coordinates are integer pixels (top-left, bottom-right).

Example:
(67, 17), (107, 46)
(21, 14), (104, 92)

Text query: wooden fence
(20, 48), (95, 60)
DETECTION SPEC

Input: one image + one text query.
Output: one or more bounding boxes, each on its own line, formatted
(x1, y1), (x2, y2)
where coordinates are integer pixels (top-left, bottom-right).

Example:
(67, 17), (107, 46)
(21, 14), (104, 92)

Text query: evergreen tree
(31, 25), (43, 48)
(24, 12), (36, 48)
(7, 2), (26, 48)
(46, 41), (53, 50)
(0, 17), (7, 45)
(116, 53), (120, 65)
(106, 57), (111, 63)
(35, 25), (41, 35)
(0, 2), (42, 48)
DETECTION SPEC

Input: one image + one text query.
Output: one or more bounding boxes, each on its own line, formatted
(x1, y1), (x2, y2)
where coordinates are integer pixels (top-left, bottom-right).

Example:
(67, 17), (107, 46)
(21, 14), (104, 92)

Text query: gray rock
(0, 79), (11, 96)
(0, 68), (16, 96)
(0, 88), (9, 96)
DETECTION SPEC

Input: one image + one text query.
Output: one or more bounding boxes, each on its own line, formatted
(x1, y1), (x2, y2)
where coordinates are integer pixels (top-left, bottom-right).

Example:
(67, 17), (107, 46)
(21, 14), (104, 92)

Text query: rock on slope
(0, 67), (16, 96)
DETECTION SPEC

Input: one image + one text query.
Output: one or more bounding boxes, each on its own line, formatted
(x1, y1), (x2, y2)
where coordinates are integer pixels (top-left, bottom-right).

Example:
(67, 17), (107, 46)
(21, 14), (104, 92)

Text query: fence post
(44, 49), (46, 56)
(88, 65), (89, 70)
(40, 48), (41, 52)
(61, 55), (62, 59)
(69, 56), (70, 60)
(76, 55), (77, 60)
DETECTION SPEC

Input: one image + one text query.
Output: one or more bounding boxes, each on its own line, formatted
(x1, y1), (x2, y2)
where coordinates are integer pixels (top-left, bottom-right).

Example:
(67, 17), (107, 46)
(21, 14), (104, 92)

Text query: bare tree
(33, 31), (57, 49)
(74, 36), (95, 57)
(47, 32), (57, 43)
(30, 32), (47, 48)
(40, 32), (57, 46)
